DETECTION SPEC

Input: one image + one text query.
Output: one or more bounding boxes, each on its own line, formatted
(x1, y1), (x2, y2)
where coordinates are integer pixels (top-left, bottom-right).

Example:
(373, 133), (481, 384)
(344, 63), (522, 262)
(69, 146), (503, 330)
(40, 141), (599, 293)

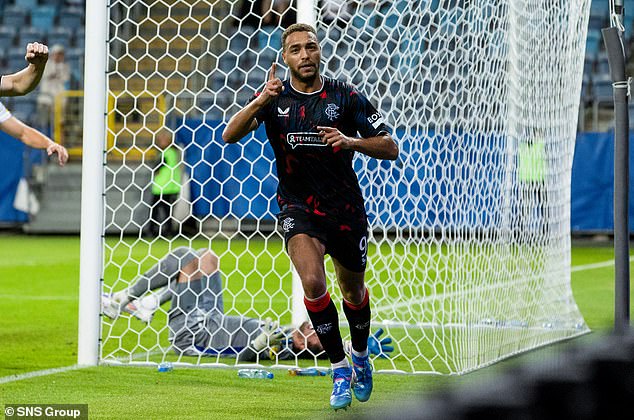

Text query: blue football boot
(330, 366), (353, 410)
(351, 354), (373, 402)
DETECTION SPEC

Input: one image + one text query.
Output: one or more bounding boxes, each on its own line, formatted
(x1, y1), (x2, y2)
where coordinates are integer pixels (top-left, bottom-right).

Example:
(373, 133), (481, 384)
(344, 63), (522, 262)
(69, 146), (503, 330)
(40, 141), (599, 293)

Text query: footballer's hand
(258, 62), (284, 105)
(367, 328), (394, 358)
(47, 142), (69, 166)
(317, 126), (355, 150)
(251, 317), (285, 352)
(25, 43), (48, 66)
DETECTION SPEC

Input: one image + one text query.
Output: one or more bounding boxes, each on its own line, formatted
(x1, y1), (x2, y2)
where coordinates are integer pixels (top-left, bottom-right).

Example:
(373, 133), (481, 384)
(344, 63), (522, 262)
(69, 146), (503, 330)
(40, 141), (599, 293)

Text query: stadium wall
(0, 127), (630, 232)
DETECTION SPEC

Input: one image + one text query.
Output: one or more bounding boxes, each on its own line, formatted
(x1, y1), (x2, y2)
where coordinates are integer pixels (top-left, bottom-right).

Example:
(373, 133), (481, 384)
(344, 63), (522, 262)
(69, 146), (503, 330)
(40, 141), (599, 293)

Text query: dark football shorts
(277, 206), (368, 273)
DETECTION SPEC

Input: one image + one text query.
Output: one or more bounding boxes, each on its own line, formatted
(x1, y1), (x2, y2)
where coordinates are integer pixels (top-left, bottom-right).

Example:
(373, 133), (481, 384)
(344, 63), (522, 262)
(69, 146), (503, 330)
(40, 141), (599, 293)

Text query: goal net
(98, 0), (590, 374)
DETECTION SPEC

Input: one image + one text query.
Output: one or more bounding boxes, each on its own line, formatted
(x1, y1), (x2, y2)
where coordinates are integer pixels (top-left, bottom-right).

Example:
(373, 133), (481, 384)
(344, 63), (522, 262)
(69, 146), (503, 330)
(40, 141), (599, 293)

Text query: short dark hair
(281, 23), (318, 51)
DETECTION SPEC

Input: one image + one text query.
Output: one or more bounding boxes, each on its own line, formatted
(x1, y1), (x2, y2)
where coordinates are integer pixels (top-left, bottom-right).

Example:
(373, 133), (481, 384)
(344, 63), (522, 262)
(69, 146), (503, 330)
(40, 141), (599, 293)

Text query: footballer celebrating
(222, 23), (398, 410)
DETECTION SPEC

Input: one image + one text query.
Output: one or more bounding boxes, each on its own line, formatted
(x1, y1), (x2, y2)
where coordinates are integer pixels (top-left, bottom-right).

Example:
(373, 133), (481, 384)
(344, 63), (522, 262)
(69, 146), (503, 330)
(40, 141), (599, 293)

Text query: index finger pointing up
(268, 62), (277, 82)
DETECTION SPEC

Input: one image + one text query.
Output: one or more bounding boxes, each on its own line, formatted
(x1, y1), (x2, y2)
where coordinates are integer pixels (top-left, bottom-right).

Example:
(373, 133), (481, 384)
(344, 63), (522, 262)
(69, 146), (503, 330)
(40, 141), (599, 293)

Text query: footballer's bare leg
(288, 234), (352, 409)
(333, 258), (373, 403)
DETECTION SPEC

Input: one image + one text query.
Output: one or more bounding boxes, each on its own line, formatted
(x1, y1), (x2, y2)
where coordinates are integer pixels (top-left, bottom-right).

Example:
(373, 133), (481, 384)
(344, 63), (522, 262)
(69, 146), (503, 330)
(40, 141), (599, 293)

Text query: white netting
(100, 0), (590, 374)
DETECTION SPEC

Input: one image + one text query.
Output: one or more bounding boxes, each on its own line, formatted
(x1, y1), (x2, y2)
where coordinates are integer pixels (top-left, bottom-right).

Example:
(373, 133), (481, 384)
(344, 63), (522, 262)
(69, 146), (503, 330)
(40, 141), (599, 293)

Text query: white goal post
(79, 0), (591, 374)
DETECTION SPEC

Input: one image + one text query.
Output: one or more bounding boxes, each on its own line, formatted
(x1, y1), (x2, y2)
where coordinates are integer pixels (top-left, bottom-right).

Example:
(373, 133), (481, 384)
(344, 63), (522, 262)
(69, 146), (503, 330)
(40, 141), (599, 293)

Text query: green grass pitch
(0, 235), (630, 419)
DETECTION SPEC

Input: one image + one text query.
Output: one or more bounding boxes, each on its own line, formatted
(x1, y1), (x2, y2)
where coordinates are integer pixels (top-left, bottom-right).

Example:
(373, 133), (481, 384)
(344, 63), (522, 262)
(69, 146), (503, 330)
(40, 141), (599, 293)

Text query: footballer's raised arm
(222, 62), (284, 144)
(221, 101), (262, 144)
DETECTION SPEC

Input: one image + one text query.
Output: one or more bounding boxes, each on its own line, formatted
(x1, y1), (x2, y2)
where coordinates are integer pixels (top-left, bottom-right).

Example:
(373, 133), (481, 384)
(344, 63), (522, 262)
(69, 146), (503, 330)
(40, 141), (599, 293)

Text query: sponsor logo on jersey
(282, 217), (295, 232)
(325, 103), (340, 121)
(287, 132), (326, 149)
(367, 112), (384, 129)
(277, 107), (290, 117)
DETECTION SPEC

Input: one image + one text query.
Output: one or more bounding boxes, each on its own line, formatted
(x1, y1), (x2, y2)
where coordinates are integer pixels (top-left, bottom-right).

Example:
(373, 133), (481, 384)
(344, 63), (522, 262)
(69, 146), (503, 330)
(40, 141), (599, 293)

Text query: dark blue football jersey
(250, 76), (390, 222)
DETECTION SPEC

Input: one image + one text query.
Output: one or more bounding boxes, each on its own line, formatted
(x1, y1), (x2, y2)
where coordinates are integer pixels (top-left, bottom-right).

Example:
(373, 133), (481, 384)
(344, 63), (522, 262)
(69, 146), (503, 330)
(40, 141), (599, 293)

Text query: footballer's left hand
(47, 142), (69, 166)
(317, 126), (356, 150)
(367, 328), (393, 358)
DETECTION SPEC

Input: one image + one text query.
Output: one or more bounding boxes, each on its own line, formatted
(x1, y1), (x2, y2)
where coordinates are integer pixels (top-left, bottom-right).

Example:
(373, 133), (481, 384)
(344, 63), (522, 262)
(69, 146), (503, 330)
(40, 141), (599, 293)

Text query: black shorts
(277, 207), (368, 272)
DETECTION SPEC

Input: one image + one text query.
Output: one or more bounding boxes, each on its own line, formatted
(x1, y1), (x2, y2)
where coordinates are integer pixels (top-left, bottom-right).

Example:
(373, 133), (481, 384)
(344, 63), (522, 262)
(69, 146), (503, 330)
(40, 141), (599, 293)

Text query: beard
(291, 64), (319, 83)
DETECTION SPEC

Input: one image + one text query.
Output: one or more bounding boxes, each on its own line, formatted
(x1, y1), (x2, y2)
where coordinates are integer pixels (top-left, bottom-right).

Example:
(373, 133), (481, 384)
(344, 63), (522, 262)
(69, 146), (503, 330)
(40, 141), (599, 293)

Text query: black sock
(304, 292), (346, 364)
(342, 289), (371, 355)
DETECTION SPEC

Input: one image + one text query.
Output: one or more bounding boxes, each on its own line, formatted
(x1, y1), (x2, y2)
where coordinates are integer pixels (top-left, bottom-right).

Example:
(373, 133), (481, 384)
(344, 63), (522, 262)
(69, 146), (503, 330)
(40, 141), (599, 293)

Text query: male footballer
(223, 23), (398, 410)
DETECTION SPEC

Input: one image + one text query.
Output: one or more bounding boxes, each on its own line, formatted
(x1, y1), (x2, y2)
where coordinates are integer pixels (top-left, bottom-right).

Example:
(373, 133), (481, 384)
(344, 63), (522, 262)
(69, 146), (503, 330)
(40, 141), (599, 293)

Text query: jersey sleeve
(349, 89), (390, 138)
(0, 100), (12, 123)
(246, 92), (270, 126)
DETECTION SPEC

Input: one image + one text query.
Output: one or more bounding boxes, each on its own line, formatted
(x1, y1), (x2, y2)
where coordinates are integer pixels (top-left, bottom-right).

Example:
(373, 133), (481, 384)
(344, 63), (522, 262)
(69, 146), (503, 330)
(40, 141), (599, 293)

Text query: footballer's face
(282, 31), (321, 83)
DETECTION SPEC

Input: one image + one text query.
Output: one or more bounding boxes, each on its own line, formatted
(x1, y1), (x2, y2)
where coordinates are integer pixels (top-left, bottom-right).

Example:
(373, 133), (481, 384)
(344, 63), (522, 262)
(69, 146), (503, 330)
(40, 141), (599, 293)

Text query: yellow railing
(54, 90), (167, 161)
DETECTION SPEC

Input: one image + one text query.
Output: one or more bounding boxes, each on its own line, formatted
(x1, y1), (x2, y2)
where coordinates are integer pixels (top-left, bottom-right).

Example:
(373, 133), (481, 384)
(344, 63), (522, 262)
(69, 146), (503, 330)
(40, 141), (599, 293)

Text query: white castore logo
(325, 103), (339, 121)
(278, 107), (290, 117)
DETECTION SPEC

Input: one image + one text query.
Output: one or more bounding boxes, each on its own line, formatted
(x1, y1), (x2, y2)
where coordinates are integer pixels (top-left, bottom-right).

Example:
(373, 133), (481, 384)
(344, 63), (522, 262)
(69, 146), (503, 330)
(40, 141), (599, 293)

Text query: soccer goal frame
(78, 0), (592, 373)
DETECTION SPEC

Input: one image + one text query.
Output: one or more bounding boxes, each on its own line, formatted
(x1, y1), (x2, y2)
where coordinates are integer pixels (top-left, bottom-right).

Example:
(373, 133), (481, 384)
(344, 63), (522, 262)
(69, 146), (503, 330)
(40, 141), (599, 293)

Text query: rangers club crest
(325, 103), (340, 121)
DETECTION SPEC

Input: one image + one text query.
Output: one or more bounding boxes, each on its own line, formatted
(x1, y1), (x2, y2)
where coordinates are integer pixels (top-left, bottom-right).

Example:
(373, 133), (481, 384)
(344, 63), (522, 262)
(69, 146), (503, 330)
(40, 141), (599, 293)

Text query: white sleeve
(0, 101), (12, 123)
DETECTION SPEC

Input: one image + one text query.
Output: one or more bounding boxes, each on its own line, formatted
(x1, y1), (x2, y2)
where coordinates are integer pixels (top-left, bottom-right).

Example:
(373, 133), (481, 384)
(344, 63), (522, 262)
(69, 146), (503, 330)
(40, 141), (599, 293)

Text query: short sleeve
(246, 92), (269, 126)
(349, 90), (390, 138)
(0, 101), (12, 123)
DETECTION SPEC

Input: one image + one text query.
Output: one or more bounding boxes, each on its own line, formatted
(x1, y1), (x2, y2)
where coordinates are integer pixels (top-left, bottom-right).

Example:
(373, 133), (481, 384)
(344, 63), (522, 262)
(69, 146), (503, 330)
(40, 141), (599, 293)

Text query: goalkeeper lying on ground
(102, 247), (393, 361)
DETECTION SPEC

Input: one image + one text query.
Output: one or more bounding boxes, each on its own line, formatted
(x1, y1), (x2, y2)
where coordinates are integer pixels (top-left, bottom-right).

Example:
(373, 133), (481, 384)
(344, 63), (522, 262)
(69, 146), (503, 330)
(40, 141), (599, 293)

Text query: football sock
(342, 287), (371, 354)
(305, 291), (346, 364)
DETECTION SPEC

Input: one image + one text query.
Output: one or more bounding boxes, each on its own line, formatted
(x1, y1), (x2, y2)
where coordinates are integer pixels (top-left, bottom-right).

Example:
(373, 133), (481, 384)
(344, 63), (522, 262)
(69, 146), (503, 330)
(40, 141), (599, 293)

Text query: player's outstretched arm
(317, 126), (398, 160)
(0, 117), (68, 166)
(0, 43), (49, 97)
(222, 62), (284, 144)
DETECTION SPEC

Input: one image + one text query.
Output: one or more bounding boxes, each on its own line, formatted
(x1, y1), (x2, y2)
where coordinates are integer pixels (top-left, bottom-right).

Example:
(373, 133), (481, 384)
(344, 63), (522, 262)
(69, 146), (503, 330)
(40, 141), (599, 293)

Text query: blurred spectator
(36, 44), (70, 134)
(146, 129), (182, 238)
(517, 128), (547, 235)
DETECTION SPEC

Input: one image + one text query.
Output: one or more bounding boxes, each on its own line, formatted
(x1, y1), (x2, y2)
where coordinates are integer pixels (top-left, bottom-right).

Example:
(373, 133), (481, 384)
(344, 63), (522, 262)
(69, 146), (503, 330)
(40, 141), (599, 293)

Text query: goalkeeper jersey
(249, 76), (390, 223)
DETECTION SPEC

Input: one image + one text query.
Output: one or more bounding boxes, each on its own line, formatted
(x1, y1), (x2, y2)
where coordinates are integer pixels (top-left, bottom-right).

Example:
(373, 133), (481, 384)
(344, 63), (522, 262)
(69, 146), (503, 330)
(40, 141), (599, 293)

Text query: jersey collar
(289, 76), (324, 96)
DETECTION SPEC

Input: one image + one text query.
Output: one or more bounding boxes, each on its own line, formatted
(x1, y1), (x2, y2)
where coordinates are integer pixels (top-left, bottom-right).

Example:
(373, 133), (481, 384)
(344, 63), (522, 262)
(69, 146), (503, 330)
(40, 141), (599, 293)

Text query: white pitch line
(0, 364), (85, 384)
(570, 256), (634, 272)
(0, 294), (77, 301)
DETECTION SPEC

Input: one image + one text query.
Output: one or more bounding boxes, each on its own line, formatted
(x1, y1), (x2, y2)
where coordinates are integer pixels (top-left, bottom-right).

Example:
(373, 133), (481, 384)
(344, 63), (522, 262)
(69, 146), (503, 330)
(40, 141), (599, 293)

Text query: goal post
(83, 0), (591, 374)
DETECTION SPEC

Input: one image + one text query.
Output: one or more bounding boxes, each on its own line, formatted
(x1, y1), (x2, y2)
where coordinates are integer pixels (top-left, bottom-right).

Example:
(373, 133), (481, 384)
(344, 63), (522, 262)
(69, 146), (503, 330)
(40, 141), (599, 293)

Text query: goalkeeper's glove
(343, 328), (394, 358)
(251, 317), (285, 352)
(367, 328), (393, 358)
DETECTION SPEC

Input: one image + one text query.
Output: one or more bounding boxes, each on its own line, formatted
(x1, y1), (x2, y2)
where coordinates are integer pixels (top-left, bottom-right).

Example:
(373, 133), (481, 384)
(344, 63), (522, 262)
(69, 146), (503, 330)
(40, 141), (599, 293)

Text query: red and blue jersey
(250, 76), (390, 222)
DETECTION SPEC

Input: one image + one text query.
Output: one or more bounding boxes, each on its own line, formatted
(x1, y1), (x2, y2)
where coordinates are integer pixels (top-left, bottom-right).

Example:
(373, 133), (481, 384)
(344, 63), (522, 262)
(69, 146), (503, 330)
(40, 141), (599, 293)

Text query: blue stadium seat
(6, 47), (26, 71)
(584, 51), (595, 77)
(46, 27), (73, 49)
(58, 7), (83, 29)
(0, 27), (16, 48)
(66, 47), (84, 87)
(17, 0), (39, 10)
(74, 27), (85, 48)
(9, 96), (37, 124)
(585, 29), (602, 56)
(31, 5), (58, 32)
(18, 27), (46, 46)
(592, 73), (614, 103)
(581, 73), (593, 103)
(595, 50), (610, 76)
(2, 5), (28, 26)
